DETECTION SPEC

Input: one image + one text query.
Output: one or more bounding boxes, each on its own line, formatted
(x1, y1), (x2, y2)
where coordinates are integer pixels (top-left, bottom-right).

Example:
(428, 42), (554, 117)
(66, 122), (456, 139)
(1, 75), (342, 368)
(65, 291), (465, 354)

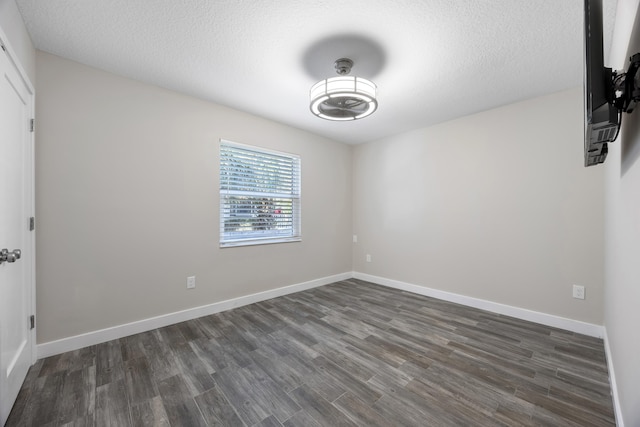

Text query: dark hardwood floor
(6, 279), (615, 426)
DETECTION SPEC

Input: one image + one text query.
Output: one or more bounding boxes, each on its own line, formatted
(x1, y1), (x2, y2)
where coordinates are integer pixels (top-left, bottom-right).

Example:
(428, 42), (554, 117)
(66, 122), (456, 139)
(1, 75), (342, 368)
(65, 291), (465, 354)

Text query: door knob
(0, 248), (21, 265)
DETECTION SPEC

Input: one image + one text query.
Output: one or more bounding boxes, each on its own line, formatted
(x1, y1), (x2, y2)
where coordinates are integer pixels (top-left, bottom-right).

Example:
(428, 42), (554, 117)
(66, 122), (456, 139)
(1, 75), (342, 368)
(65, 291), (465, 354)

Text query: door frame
(0, 24), (36, 366)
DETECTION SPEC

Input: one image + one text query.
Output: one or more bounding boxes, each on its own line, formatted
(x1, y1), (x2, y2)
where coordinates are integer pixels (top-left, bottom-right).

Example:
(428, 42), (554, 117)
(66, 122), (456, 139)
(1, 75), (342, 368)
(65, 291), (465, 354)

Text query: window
(219, 140), (301, 247)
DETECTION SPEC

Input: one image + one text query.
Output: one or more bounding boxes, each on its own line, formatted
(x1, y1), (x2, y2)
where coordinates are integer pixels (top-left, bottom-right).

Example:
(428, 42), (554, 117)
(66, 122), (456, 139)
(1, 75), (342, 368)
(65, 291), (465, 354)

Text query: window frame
(219, 139), (301, 248)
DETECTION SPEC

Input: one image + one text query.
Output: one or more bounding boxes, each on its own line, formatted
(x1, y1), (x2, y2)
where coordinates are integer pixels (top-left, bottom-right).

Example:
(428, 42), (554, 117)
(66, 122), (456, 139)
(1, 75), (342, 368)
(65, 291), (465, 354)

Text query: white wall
(0, 0), (35, 83)
(35, 51), (352, 344)
(353, 88), (605, 324)
(604, 1), (640, 425)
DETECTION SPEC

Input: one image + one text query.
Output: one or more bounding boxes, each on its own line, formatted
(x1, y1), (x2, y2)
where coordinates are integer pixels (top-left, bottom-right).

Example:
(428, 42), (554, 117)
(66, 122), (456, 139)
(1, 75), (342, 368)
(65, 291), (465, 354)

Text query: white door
(0, 38), (35, 426)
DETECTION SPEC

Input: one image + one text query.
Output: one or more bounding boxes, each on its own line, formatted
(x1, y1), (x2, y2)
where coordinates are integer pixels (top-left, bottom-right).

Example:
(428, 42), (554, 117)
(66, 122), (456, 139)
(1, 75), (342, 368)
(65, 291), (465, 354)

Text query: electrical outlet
(353, 234), (358, 243)
(366, 254), (372, 262)
(572, 284), (585, 300)
(187, 276), (196, 289)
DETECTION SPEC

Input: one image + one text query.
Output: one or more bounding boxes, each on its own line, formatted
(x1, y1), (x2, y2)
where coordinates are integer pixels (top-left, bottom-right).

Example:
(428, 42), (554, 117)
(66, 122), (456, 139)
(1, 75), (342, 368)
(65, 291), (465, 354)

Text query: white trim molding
(353, 272), (604, 338)
(38, 270), (607, 359)
(37, 272), (352, 358)
(603, 328), (624, 427)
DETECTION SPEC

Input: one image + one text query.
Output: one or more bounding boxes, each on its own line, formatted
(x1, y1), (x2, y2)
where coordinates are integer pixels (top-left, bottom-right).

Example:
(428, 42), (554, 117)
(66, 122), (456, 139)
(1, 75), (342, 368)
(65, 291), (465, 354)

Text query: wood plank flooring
(5, 279), (615, 426)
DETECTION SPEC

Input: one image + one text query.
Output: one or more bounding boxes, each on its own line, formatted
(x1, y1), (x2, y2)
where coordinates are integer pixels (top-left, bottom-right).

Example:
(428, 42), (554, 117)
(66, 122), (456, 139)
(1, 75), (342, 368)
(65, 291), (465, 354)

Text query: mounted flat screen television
(584, 0), (640, 167)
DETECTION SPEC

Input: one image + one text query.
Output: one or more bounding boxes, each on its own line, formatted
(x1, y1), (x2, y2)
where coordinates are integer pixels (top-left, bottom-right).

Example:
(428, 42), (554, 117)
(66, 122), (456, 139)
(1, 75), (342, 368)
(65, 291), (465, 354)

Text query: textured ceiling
(16, 0), (618, 144)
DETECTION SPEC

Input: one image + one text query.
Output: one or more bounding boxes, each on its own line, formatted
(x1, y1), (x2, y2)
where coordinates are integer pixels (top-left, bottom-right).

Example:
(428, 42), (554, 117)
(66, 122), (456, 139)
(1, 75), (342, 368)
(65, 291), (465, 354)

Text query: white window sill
(220, 236), (301, 248)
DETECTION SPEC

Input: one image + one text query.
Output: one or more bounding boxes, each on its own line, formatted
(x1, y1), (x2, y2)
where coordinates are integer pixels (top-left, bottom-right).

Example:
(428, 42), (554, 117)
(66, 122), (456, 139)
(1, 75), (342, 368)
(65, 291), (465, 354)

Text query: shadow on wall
(622, 5), (640, 176)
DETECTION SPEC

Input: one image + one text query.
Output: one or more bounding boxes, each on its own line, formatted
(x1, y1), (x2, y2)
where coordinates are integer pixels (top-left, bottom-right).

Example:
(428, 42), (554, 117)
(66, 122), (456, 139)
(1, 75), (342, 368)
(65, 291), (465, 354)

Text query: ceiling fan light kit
(310, 58), (378, 121)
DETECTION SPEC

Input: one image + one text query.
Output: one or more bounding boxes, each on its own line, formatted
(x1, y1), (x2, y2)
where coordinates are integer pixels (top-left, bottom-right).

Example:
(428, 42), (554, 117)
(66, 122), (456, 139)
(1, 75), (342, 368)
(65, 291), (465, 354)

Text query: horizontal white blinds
(220, 141), (301, 246)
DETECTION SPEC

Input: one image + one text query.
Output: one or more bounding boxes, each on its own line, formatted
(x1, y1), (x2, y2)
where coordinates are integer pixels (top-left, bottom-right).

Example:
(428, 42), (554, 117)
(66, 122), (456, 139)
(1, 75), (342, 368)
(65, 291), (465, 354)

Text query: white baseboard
(353, 272), (604, 338)
(603, 328), (624, 427)
(37, 272), (352, 358)
(38, 270), (606, 359)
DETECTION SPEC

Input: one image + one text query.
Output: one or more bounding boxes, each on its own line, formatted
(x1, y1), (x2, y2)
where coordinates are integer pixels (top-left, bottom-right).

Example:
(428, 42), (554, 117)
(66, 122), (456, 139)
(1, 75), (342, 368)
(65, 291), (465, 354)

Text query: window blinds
(220, 141), (301, 246)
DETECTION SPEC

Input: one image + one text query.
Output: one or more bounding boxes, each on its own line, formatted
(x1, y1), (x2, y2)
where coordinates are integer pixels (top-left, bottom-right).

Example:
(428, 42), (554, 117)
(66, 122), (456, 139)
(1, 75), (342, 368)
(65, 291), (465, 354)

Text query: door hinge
(30, 118), (35, 132)
(29, 216), (35, 231)
(29, 315), (35, 330)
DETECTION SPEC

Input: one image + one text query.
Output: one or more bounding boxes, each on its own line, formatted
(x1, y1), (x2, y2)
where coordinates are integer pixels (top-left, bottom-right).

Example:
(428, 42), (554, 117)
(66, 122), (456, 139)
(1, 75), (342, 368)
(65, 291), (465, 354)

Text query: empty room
(1, 0), (639, 425)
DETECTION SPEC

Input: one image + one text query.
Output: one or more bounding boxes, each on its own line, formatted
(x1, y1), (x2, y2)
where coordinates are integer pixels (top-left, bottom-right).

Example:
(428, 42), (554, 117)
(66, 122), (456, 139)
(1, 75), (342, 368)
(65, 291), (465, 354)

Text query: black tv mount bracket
(612, 52), (640, 114)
